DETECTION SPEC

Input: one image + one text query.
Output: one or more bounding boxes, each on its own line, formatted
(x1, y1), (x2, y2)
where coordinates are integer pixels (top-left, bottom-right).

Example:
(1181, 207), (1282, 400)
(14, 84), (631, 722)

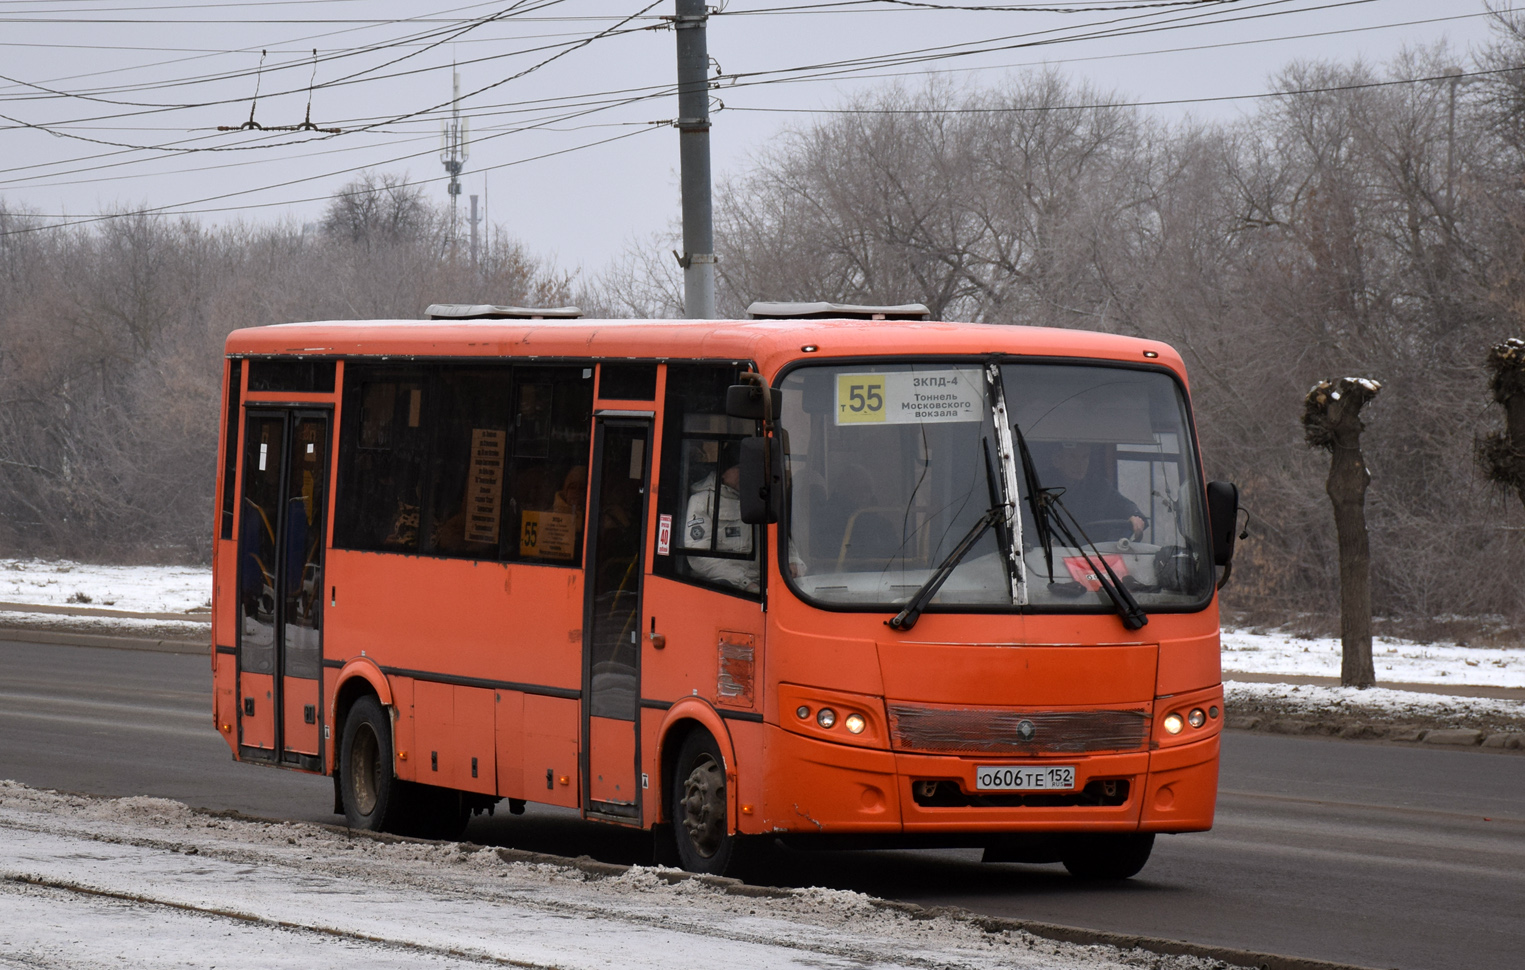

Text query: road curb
(1226, 715), (1525, 752)
(0, 627), (205, 656)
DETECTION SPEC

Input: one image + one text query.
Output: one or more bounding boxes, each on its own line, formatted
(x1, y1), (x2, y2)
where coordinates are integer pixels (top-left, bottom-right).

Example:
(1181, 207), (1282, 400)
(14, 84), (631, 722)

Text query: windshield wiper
(1043, 492), (1148, 630)
(889, 435), (1012, 632)
(887, 500), (1002, 632)
(1011, 422), (1147, 631)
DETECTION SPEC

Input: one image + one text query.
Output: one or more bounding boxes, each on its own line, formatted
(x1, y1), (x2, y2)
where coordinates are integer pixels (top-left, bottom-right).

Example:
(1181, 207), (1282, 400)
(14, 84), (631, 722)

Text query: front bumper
(748, 724), (1218, 836)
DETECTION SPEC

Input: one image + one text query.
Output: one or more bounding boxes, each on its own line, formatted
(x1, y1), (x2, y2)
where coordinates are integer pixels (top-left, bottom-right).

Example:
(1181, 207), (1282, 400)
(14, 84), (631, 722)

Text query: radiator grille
(887, 705), (1150, 755)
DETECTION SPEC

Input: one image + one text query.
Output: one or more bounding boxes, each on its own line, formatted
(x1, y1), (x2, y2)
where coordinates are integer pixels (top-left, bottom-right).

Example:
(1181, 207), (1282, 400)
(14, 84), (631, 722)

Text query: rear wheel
(672, 731), (739, 875)
(1061, 833), (1155, 880)
(339, 696), (403, 831)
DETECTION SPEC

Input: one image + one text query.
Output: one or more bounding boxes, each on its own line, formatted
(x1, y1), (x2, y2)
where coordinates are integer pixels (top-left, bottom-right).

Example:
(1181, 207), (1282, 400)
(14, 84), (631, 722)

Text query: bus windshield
(779, 360), (1214, 613)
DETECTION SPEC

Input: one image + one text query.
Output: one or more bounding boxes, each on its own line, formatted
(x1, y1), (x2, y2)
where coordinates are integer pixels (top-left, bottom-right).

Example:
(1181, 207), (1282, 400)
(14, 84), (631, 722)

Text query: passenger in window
(383, 486), (421, 550)
(552, 466), (588, 518)
(1044, 442), (1146, 541)
(684, 449), (757, 592)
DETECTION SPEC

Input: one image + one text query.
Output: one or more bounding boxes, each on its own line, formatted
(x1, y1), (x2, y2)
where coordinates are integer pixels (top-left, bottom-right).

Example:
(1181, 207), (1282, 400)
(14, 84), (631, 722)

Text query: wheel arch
(329, 657), (393, 774)
(655, 699), (737, 831)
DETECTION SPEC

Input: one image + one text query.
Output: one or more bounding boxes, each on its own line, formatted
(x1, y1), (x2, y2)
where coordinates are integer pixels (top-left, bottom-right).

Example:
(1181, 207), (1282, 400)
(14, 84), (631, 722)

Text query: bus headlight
(1163, 713), (1184, 735)
(796, 705), (811, 720)
(844, 713), (866, 735)
(816, 708), (837, 729)
(1188, 708), (1207, 729)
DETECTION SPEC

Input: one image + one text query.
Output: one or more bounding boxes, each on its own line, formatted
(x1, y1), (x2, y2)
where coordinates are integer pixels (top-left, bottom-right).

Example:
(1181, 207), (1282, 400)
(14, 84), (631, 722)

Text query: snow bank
(0, 782), (1238, 970)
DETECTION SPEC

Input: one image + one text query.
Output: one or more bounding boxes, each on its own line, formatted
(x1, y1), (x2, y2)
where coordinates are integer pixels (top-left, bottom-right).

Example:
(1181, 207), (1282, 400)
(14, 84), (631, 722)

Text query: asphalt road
(1, 638), (1520, 970)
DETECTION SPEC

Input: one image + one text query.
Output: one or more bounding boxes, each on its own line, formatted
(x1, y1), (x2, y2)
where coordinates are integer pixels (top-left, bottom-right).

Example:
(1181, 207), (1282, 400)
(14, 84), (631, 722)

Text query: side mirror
(1206, 481), (1239, 567)
(726, 384), (782, 421)
(738, 436), (782, 524)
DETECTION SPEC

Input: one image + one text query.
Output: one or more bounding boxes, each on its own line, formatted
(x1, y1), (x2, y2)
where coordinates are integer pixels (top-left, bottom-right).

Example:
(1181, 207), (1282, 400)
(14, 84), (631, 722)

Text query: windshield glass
(779, 363), (1009, 607)
(780, 360), (1213, 612)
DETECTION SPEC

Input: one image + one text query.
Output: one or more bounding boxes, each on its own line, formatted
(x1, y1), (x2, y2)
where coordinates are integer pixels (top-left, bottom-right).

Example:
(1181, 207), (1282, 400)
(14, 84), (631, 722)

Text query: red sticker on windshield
(1063, 555), (1128, 591)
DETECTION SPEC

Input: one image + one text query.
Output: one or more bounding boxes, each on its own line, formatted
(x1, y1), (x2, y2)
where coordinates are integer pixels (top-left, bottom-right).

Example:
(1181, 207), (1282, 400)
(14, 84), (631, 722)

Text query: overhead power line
(723, 64), (1523, 116)
(0, 124), (663, 236)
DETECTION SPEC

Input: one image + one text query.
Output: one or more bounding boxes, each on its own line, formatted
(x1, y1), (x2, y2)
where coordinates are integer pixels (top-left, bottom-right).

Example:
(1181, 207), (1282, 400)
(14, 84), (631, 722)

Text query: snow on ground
(1223, 681), (1525, 732)
(1221, 628), (1525, 689)
(0, 558), (210, 614)
(0, 782), (1235, 970)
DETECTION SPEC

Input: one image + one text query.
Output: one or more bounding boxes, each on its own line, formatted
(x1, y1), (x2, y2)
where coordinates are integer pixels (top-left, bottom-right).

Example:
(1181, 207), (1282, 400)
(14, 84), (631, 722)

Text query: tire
(339, 695), (405, 832)
(671, 730), (740, 875)
(1061, 833), (1155, 880)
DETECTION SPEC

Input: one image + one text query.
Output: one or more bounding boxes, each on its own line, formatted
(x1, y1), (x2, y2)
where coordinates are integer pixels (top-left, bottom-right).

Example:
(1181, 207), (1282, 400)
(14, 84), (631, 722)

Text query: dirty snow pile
(0, 782), (1237, 970)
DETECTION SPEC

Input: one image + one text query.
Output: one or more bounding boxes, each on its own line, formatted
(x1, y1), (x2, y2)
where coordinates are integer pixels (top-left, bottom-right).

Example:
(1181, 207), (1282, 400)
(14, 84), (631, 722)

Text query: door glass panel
(283, 417), (327, 681)
(587, 425), (648, 721)
(239, 416), (284, 675)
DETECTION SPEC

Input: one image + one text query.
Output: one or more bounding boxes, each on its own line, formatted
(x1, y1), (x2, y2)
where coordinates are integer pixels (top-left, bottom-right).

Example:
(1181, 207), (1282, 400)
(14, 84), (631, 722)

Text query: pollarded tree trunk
(1302, 377), (1382, 688)
(1477, 338), (1525, 509)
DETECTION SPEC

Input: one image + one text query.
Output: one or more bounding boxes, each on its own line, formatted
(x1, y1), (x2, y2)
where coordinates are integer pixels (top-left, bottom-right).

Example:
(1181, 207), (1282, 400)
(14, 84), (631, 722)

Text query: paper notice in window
(464, 429), (506, 544)
(520, 510), (577, 560)
(835, 368), (983, 425)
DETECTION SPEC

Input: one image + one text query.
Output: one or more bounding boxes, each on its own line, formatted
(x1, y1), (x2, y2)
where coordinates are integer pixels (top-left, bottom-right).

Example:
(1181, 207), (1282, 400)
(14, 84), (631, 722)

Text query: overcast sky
(0, 1), (1510, 277)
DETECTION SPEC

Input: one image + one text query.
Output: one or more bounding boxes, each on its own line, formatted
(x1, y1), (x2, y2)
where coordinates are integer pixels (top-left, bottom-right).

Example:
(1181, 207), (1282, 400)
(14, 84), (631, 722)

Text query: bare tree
(321, 171), (436, 250)
(1477, 338), (1525, 508)
(1302, 378), (1382, 687)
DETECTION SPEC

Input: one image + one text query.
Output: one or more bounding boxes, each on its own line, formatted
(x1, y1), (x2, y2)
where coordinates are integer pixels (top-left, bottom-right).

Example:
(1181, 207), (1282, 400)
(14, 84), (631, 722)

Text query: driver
(1046, 442), (1146, 541)
(684, 450), (758, 592)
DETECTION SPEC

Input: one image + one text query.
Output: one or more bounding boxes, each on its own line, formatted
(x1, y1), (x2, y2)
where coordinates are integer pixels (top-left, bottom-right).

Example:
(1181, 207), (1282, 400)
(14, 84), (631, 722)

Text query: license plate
(975, 765), (1076, 791)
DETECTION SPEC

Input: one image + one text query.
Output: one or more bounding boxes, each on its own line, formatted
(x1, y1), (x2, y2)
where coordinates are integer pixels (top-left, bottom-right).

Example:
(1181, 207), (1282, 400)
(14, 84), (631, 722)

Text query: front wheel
(671, 730), (739, 875)
(339, 695), (404, 831)
(1061, 832), (1155, 880)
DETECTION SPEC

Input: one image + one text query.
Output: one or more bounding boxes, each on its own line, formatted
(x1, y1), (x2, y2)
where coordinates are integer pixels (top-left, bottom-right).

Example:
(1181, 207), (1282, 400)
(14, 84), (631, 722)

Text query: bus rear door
(235, 409), (330, 772)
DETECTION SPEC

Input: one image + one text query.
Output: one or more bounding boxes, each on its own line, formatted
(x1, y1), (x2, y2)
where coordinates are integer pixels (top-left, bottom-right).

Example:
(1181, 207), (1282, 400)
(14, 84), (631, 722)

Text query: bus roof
(223, 317), (1187, 382)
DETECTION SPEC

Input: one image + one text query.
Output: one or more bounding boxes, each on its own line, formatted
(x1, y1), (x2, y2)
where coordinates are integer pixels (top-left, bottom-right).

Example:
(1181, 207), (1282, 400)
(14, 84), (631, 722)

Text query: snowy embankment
(0, 783), (1232, 970)
(1, 559), (1521, 729)
(1221, 628), (1525, 739)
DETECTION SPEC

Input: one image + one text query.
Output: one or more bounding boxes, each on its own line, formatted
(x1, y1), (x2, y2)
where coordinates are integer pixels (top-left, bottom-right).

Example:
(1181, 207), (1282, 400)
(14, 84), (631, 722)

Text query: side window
(420, 368), (514, 559)
(335, 366), (430, 552)
(509, 366), (594, 566)
(655, 363), (760, 596)
(335, 362), (594, 564)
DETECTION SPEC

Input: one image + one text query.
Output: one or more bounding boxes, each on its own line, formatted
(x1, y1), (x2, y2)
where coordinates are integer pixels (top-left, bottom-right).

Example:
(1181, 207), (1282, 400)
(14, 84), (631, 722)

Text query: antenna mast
(440, 69), (470, 253)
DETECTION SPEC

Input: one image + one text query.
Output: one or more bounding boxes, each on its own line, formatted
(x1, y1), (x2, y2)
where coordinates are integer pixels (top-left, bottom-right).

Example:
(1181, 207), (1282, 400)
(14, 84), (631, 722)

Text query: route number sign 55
(837, 375), (887, 422)
(834, 370), (984, 426)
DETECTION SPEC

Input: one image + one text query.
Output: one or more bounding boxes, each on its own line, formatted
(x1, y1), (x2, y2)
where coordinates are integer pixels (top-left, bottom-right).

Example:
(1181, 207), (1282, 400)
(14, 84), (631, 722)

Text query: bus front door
(235, 409), (330, 773)
(581, 417), (651, 822)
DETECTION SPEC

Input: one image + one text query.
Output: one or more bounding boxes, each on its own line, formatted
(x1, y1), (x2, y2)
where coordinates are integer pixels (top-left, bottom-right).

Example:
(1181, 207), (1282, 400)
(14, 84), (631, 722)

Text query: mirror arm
(741, 369), (775, 509)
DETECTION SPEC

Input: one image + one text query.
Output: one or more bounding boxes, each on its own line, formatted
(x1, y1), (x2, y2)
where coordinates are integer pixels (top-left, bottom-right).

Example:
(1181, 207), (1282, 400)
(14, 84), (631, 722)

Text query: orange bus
(211, 303), (1239, 879)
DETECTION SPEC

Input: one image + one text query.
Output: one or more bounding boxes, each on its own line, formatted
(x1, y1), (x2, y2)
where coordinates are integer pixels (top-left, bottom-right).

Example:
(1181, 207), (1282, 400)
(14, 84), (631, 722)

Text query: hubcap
(679, 754), (726, 858)
(349, 723), (380, 817)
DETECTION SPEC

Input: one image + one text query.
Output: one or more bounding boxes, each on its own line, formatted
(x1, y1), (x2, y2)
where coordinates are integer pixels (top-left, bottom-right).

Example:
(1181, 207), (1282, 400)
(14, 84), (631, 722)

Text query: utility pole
(469, 194), (481, 266)
(674, 0), (715, 319)
(440, 70), (469, 254)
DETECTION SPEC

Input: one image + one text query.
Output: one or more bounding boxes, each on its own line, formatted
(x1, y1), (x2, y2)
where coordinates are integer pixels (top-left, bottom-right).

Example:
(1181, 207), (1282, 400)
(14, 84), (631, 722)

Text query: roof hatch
(425, 303), (583, 320)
